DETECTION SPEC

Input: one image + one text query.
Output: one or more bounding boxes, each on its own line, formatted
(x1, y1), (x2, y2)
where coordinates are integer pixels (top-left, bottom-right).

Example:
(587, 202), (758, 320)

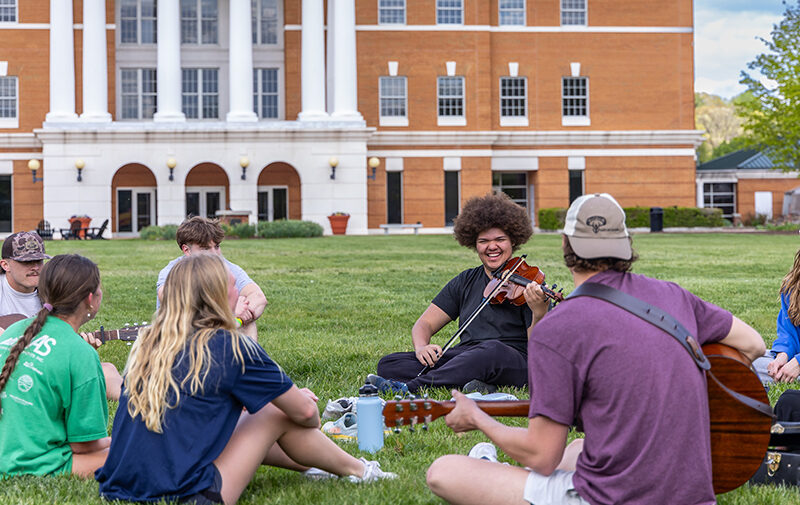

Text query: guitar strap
(569, 282), (774, 419)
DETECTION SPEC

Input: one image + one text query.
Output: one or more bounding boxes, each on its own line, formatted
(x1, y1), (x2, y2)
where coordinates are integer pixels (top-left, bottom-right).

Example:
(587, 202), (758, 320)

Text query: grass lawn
(2, 232), (800, 504)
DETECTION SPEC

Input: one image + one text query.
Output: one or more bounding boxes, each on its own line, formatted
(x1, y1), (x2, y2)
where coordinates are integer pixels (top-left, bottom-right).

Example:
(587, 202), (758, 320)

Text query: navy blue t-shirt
(432, 266), (533, 354)
(96, 330), (293, 502)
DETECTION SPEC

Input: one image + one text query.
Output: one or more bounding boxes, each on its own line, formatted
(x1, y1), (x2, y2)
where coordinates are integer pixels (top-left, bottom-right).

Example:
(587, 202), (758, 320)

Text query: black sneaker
(462, 379), (497, 394)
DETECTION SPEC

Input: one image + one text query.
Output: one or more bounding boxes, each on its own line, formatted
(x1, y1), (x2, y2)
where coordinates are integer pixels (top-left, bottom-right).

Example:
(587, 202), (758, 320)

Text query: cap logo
(23, 237), (40, 253)
(585, 216), (606, 234)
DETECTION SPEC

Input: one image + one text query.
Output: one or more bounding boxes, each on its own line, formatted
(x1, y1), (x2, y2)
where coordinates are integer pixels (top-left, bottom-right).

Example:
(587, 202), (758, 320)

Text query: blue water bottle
(357, 382), (384, 453)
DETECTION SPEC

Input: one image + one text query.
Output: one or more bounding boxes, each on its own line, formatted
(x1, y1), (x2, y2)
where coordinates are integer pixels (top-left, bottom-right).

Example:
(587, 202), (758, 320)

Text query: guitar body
(383, 343), (773, 495)
(703, 343), (772, 494)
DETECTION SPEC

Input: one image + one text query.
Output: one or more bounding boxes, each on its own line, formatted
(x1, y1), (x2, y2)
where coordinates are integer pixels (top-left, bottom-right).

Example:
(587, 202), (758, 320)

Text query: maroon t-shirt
(528, 270), (732, 505)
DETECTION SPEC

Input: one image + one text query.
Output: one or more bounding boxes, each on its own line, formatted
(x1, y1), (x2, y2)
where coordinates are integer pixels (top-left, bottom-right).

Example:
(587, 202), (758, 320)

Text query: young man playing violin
(372, 193), (550, 394)
(426, 193), (766, 505)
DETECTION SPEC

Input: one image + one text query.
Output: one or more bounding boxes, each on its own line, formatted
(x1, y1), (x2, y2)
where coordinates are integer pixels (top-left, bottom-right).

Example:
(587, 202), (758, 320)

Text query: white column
(81, 0), (111, 122)
(227, 0), (257, 122)
(325, 3), (335, 115)
(331, 0), (362, 120)
(153, 0), (185, 122)
(298, 0), (327, 120)
(45, 0), (77, 122)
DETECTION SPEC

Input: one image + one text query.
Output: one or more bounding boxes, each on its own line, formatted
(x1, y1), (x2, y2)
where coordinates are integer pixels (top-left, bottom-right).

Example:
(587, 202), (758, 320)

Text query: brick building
(0, 0), (702, 237)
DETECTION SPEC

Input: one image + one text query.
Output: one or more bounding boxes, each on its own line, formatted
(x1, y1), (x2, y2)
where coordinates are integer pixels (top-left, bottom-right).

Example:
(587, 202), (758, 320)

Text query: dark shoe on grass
(462, 379), (497, 394)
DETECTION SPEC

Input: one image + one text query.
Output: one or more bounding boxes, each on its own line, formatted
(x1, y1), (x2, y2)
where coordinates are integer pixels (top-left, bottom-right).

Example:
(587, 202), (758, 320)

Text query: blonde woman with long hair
(96, 254), (395, 504)
(0, 254), (119, 477)
(766, 248), (800, 382)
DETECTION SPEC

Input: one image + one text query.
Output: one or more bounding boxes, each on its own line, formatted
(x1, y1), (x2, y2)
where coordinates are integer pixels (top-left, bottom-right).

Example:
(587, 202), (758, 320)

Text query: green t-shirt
(0, 316), (108, 476)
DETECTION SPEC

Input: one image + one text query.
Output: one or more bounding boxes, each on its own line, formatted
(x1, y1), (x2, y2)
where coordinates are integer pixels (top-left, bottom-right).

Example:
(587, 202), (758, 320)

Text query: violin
(483, 257), (564, 305)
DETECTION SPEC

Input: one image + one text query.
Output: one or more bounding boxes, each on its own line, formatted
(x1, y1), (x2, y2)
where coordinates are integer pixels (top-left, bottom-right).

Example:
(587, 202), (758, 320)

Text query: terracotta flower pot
(69, 217), (92, 238)
(328, 215), (350, 235)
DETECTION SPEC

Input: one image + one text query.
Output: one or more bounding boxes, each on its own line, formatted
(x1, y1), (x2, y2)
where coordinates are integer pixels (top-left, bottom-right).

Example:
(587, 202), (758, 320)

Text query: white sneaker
(302, 467), (338, 480)
(468, 442), (499, 463)
(347, 458), (397, 483)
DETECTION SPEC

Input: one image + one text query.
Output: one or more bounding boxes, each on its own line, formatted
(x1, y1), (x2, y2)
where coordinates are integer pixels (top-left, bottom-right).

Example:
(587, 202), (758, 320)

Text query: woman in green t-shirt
(0, 254), (118, 477)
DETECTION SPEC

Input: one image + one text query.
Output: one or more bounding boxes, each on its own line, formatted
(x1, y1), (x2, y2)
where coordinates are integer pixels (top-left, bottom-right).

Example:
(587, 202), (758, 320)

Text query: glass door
(117, 188), (156, 235)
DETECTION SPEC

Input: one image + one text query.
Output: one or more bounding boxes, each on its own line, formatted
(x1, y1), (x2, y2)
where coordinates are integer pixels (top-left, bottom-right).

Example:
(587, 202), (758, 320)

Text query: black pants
(376, 340), (528, 393)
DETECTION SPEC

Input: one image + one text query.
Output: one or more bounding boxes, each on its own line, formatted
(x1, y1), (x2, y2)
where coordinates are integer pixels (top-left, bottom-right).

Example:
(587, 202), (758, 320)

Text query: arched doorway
(111, 163), (157, 235)
(185, 163), (230, 219)
(257, 162), (301, 221)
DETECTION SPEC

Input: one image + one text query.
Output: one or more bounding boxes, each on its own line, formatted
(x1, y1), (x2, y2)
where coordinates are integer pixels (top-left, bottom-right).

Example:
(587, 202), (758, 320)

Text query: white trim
(443, 157), (461, 171)
(385, 157), (403, 172)
(388, 61), (398, 76)
(368, 130), (704, 146)
(562, 116), (590, 126)
(500, 117), (529, 127)
(568, 156), (585, 170)
(368, 148), (697, 158)
(446, 61), (456, 76)
(697, 170), (800, 180)
(0, 160), (12, 175)
(508, 62), (518, 77)
(0, 61), (6, 76)
(0, 118), (18, 129)
(492, 156), (538, 170)
(570, 62), (581, 77)
(284, 25), (693, 34)
(437, 116), (466, 127)
(380, 116), (409, 127)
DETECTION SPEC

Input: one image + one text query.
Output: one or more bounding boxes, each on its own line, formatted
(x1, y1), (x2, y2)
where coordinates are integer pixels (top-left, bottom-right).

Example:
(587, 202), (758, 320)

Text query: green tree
(738, 0), (800, 170)
(695, 92), (744, 163)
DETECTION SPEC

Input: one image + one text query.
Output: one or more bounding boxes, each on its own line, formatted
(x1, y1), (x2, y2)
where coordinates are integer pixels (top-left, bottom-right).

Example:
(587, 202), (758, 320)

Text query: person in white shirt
(0, 231), (49, 318)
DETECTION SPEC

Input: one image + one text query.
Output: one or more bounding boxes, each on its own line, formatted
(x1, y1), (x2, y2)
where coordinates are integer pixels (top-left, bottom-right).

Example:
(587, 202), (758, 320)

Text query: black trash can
(649, 207), (663, 233)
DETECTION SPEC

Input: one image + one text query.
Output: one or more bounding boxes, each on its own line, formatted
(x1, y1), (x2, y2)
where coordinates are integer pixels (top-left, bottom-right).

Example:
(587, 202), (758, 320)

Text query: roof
(696, 149), (774, 171)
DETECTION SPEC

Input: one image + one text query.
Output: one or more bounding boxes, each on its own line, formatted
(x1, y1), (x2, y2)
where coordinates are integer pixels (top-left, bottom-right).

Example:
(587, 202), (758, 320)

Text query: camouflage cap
(1, 231), (51, 262)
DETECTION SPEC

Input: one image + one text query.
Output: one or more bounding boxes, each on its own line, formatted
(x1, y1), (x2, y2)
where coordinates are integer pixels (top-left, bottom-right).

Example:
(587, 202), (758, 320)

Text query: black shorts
(178, 464), (224, 505)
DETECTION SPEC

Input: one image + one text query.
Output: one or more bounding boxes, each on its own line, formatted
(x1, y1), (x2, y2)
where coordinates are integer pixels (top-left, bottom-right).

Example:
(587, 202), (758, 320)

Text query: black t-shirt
(432, 266), (532, 354)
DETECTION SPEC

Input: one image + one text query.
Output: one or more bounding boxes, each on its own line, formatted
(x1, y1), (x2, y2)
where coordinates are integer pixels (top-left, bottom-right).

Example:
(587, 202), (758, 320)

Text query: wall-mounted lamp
(166, 158), (177, 181)
(75, 159), (85, 182)
(328, 156), (338, 180)
(368, 157), (380, 181)
(239, 156), (249, 180)
(28, 159), (42, 183)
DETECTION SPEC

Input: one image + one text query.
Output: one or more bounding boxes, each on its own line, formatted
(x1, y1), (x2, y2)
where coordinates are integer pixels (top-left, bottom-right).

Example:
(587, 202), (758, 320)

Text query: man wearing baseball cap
(0, 231), (50, 317)
(427, 193), (766, 505)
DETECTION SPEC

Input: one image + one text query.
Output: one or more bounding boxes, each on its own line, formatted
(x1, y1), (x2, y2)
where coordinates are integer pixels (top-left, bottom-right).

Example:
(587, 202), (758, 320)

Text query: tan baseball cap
(562, 193), (632, 260)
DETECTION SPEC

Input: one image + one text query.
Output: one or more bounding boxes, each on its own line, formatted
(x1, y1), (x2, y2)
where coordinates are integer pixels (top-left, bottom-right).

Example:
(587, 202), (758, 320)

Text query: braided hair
(0, 254), (100, 416)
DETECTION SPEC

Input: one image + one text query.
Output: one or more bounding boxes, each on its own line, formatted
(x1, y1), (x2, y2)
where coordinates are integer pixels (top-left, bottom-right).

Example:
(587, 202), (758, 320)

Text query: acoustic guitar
(383, 343), (773, 495)
(0, 313), (144, 344)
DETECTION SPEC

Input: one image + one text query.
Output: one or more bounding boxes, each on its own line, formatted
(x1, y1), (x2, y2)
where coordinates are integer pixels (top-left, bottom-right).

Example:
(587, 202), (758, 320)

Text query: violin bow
(416, 254), (528, 377)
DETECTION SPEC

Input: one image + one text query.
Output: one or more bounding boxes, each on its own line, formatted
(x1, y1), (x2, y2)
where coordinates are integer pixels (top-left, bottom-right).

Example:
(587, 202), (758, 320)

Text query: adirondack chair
(36, 220), (53, 240)
(60, 219), (85, 240)
(85, 219), (109, 240)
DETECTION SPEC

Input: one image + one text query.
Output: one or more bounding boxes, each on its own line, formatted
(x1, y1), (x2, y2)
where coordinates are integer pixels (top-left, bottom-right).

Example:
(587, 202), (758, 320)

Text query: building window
(562, 76), (589, 126)
(120, 68), (157, 120)
(258, 186), (288, 221)
(561, 0), (586, 26)
(378, 0), (405, 24)
(569, 170), (584, 204)
(379, 76), (408, 126)
(253, 68), (279, 119)
(703, 182), (736, 218)
(444, 171), (460, 226)
(500, 76), (527, 126)
(117, 188), (156, 234)
(0, 175), (9, 232)
(181, 0), (218, 44)
(436, 0), (462, 25)
(492, 172), (527, 208)
(251, 0), (278, 44)
(499, 0), (525, 26)
(0, 76), (18, 127)
(437, 76), (465, 126)
(186, 187), (225, 219)
(0, 0), (16, 22)
(120, 0), (156, 44)
(387, 171), (403, 224)
(182, 68), (219, 119)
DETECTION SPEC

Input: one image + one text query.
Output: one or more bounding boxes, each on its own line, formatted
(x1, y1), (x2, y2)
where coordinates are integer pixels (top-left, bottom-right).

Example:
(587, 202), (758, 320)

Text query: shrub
(663, 207), (724, 228)
(256, 220), (323, 239)
(229, 223), (256, 239)
(538, 208), (567, 230)
(139, 224), (178, 240)
(623, 207), (651, 228)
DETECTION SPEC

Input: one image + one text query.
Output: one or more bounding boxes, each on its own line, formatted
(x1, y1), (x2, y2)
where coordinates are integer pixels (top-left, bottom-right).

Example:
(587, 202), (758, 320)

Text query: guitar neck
(383, 398), (530, 429)
(467, 400), (530, 417)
